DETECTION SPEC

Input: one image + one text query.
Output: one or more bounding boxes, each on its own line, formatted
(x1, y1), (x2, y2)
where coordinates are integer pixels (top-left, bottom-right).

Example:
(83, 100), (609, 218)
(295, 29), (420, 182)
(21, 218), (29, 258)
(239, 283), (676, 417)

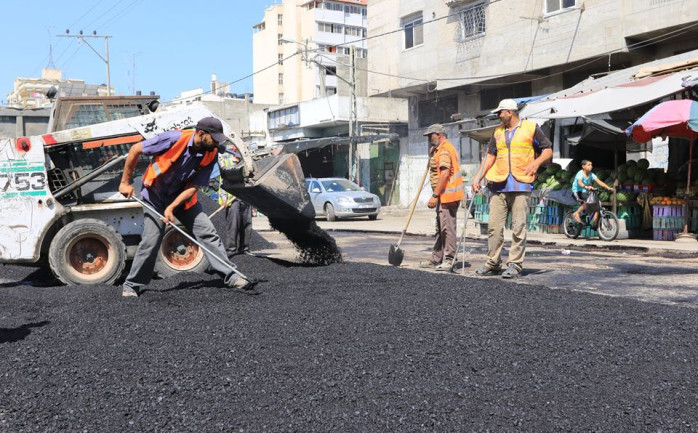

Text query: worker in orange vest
(472, 99), (553, 279)
(419, 124), (464, 272)
(119, 117), (257, 297)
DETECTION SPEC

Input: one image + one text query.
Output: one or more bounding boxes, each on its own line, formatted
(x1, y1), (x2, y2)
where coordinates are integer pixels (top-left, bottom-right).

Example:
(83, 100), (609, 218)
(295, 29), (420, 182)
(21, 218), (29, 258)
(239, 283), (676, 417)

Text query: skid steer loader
(0, 104), (313, 286)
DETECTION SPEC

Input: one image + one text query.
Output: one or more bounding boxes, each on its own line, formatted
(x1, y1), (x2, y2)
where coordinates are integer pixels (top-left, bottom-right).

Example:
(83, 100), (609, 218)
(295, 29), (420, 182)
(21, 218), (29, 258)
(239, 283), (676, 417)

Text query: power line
(164, 2), (698, 103)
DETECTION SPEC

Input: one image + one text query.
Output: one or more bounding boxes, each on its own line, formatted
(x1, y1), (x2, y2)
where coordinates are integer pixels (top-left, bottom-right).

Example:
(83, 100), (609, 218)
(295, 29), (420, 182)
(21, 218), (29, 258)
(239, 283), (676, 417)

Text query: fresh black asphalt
(2, 252), (697, 432)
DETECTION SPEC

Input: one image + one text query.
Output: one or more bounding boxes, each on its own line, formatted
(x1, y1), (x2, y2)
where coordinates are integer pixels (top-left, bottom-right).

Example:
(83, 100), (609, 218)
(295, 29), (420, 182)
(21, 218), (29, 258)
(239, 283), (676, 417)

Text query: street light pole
(349, 45), (357, 184)
(59, 31), (112, 96)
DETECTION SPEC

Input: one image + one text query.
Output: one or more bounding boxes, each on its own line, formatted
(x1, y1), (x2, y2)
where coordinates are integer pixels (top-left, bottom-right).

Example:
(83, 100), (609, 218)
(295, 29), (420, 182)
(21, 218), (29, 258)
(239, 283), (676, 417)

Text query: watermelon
(556, 171), (572, 181)
(618, 171), (629, 183)
(633, 171), (644, 183)
(627, 165), (638, 178)
(637, 158), (650, 170)
(626, 160), (637, 166)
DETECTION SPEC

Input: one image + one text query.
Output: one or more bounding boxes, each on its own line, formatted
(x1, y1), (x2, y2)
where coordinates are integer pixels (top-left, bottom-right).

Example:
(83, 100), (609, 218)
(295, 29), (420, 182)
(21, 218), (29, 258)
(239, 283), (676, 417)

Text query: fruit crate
(652, 205), (684, 217)
(653, 228), (682, 241)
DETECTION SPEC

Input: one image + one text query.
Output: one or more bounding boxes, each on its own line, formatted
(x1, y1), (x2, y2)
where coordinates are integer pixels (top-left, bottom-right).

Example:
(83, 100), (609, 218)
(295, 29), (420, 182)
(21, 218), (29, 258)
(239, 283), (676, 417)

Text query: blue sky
(1, 0), (278, 103)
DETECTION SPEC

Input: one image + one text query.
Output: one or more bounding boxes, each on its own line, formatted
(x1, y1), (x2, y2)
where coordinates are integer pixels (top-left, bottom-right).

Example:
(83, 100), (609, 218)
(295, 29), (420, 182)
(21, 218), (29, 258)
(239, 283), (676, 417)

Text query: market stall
(626, 99), (698, 242)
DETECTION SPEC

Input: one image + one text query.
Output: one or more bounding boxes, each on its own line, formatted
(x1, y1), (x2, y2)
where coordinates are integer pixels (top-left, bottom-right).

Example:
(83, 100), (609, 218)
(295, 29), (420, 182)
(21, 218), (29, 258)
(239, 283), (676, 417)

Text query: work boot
(435, 260), (454, 272)
(474, 265), (502, 276)
(418, 261), (438, 269)
(501, 264), (523, 279)
(122, 286), (139, 297)
(231, 277), (260, 295)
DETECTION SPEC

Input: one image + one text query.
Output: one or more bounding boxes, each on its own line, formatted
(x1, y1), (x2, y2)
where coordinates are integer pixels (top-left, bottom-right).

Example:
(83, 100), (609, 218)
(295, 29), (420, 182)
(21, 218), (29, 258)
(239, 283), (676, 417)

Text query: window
(344, 26), (366, 37)
(418, 96), (458, 128)
(278, 34), (283, 46)
(457, 2), (486, 42)
(317, 86), (337, 97)
(278, 53), (284, 63)
(65, 104), (108, 129)
(344, 5), (365, 15)
(278, 93), (284, 104)
(277, 14), (283, 25)
(479, 83), (532, 111)
(402, 14), (423, 49)
(324, 1), (343, 11)
(268, 106), (299, 129)
(545, 0), (576, 14)
(318, 22), (343, 34)
(278, 73), (284, 85)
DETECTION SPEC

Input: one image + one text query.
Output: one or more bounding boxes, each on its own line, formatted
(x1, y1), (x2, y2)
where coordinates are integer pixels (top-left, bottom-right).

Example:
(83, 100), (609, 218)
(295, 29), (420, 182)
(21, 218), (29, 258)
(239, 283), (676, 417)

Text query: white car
(305, 177), (381, 221)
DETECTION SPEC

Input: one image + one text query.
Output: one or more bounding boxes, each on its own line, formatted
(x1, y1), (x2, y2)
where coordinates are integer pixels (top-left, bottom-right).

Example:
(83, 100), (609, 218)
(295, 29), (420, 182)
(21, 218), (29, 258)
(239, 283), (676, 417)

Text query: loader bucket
(220, 153), (315, 220)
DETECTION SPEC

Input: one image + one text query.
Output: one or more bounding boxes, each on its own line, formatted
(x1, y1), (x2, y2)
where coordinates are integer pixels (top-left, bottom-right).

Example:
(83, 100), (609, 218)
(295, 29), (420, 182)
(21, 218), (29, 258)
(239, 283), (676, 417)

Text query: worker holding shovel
(419, 124), (464, 272)
(118, 117), (257, 297)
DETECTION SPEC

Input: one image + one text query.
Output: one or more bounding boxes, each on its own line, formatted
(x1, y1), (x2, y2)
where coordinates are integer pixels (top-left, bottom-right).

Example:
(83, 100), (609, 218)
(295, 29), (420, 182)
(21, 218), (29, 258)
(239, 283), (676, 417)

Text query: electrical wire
(162, 2), (698, 103)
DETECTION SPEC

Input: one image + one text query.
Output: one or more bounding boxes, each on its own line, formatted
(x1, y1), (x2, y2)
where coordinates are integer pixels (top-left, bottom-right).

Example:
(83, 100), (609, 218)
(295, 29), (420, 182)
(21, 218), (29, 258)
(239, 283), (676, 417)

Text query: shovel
(388, 160), (430, 266)
(130, 195), (251, 282)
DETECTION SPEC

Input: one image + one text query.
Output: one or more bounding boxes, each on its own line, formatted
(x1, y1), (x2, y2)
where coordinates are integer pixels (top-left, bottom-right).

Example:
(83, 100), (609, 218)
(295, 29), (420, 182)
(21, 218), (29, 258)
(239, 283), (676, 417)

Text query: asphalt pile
(200, 192), (275, 252)
(268, 216), (343, 265)
(1, 258), (697, 432)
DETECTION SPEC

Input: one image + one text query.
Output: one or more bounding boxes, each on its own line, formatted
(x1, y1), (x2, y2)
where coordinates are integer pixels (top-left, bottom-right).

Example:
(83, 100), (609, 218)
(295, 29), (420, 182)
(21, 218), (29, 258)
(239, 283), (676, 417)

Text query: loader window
(65, 104), (108, 129)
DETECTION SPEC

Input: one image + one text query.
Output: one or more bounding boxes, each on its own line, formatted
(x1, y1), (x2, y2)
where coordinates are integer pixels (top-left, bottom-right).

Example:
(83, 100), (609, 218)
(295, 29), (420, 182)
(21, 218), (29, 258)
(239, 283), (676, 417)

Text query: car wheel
(325, 203), (337, 221)
(48, 218), (127, 286)
(368, 214), (378, 220)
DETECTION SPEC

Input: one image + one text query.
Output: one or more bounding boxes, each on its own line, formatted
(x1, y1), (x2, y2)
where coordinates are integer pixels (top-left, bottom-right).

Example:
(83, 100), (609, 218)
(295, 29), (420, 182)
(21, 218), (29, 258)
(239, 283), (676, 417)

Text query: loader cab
(47, 94), (160, 133)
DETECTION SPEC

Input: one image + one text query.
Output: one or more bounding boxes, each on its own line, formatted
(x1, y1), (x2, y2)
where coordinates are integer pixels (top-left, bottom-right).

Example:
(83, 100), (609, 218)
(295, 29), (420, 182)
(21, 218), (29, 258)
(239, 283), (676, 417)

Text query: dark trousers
(223, 199), (253, 260)
(431, 200), (460, 264)
(124, 201), (239, 290)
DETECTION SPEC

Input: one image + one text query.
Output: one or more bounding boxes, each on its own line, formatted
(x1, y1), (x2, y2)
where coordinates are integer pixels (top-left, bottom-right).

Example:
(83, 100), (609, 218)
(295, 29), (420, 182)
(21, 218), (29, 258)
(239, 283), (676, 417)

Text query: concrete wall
(253, 0), (370, 105)
(0, 107), (50, 138)
(253, 4), (283, 105)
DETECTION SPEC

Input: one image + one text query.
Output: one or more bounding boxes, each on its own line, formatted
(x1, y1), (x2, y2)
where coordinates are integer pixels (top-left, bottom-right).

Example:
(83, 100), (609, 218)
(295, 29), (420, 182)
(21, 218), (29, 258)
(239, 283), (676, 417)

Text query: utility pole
(59, 30), (112, 96)
(349, 45), (358, 184)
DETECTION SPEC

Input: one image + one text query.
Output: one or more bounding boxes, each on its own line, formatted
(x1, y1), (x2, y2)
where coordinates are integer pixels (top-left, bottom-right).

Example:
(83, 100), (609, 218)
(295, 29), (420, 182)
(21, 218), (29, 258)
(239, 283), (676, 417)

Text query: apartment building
(253, 0), (368, 105)
(367, 0), (698, 205)
(7, 68), (112, 108)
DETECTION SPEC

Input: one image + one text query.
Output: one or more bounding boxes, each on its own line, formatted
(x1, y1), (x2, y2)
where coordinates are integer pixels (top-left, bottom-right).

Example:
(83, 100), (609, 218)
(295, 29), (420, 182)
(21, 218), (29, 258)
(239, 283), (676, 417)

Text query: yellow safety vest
(217, 152), (239, 206)
(486, 119), (537, 184)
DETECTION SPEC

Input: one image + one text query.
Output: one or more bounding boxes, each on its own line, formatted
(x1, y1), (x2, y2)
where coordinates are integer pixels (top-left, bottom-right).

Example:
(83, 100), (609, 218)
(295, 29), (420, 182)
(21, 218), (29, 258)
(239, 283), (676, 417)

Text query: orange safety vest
(142, 129), (218, 209)
(434, 139), (464, 203)
(486, 119), (537, 184)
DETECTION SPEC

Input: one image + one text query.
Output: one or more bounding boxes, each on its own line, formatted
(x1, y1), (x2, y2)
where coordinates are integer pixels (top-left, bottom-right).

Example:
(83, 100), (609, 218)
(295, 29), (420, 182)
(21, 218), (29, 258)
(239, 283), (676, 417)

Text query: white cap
(490, 99), (518, 113)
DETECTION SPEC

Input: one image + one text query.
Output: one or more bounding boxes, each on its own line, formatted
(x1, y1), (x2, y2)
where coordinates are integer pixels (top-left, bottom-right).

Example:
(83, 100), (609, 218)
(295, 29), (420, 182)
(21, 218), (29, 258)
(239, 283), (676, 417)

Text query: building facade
(366, 0), (698, 205)
(253, 0), (368, 105)
(7, 68), (112, 108)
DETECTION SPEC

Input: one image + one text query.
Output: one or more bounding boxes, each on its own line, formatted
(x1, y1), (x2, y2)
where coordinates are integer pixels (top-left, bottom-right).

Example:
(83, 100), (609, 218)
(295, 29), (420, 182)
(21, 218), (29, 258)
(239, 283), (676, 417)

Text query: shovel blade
(388, 244), (404, 266)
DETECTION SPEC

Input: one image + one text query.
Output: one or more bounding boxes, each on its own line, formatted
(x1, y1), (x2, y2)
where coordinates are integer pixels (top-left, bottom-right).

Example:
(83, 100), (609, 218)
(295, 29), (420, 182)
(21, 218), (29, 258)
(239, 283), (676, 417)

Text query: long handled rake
(131, 195), (251, 281)
(453, 150), (489, 274)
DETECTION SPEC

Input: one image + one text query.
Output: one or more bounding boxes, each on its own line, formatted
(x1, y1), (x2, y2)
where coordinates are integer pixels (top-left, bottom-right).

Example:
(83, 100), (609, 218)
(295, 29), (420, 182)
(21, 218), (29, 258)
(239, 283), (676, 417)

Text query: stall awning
(280, 134), (398, 154)
(565, 117), (650, 151)
(462, 124), (498, 143)
(520, 69), (698, 119)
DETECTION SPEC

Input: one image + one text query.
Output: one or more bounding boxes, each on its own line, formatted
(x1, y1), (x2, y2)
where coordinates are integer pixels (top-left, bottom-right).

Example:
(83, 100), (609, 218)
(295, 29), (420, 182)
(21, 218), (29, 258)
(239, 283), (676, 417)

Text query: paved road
(1, 214), (697, 431)
(251, 215), (698, 309)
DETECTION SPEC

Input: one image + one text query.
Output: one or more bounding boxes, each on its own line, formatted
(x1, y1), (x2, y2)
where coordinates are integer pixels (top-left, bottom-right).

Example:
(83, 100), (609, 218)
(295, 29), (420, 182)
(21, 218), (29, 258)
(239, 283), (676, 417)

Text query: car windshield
(321, 179), (361, 192)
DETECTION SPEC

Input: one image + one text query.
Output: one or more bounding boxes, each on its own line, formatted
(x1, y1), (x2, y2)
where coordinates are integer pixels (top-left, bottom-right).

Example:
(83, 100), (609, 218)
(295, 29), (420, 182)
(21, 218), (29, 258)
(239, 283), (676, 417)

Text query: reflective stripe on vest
(142, 129), (218, 209)
(217, 153), (238, 206)
(485, 119), (537, 184)
(436, 140), (464, 203)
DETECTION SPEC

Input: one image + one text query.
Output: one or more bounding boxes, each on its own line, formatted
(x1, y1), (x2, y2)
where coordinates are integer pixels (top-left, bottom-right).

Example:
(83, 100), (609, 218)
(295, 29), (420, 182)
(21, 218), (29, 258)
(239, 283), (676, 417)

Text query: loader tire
(154, 226), (210, 278)
(48, 219), (127, 286)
